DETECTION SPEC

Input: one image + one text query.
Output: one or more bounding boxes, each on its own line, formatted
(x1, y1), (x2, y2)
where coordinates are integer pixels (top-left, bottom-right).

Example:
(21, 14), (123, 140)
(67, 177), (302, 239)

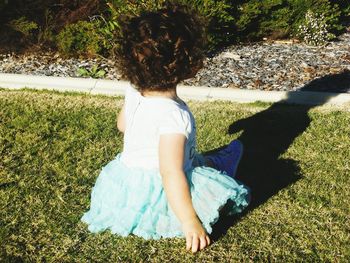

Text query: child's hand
(182, 218), (210, 253)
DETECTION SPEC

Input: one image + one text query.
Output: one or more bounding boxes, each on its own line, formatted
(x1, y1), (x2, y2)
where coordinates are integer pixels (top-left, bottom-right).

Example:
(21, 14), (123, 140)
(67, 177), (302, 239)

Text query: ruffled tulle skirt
(81, 154), (250, 239)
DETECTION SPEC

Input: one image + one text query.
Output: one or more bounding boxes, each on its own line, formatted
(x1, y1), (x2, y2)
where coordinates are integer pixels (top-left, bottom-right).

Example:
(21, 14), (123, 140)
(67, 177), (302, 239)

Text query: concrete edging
(1, 73), (350, 105)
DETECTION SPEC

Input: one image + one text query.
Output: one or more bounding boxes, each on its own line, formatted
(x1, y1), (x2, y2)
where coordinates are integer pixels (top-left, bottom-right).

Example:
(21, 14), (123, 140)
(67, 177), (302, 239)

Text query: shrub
(234, 0), (348, 41)
(329, 0), (350, 31)
(0, 0), (54, 27)
(106, 0), (236, 53)
(181, 0), (237, 50)
(8, 16), (38, 37)
(297, 10), (336, 45)
(6, 16), (39, 45)
(1, 0), (349, 55)
(234, 0), (286, 41)
(90, 16), (119, 55)
(0, 0), (7, 11)
(0, 0), (102, 50)
(57, 20), (102, 57)
(37, 9), (55, 44)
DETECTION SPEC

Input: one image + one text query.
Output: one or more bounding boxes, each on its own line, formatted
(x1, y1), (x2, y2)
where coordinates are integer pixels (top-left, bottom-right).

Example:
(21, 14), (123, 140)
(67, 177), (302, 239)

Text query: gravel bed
(1, 29), (350, 93)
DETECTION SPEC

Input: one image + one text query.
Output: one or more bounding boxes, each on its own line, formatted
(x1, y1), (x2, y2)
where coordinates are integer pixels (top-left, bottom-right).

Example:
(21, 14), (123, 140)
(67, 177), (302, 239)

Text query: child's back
(121, 86), (196, 172)
(81, 2), (250, 253)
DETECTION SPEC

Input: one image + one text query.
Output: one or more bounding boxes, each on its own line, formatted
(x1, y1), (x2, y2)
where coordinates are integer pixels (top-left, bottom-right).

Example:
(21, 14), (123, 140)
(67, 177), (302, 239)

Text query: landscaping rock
(1, 29), (349, 93)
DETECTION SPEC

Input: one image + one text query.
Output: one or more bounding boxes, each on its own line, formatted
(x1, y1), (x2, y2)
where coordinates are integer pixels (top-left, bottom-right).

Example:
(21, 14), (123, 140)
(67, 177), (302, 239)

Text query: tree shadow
(208, 71), (347, 241)
(300, 69), (350, 93)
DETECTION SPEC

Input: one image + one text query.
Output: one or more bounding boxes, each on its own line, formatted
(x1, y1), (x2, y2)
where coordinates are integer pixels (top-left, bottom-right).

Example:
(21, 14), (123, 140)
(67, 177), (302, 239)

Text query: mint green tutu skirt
(81, 154), (250, 239)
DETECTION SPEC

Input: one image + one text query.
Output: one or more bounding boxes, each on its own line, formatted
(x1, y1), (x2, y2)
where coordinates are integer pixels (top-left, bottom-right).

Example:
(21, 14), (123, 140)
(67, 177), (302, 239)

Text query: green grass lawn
(1, 89), (349, 262)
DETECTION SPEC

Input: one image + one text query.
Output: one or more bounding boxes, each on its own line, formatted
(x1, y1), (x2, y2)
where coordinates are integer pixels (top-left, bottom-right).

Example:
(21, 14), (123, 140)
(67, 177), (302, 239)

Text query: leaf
(95, 70), (106, 78)
(91, 65), (98, 74)
(76, 68), (89, 77)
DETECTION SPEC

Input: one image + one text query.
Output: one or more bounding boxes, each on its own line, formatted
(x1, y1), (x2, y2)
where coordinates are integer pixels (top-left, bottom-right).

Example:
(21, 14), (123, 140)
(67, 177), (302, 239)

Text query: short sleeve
(158, 109), (191, 139)
(124, 84), (141, 118)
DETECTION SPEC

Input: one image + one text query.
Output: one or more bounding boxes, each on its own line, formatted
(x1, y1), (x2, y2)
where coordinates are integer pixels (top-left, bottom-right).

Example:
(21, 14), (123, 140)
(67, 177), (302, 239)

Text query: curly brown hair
(115, 2), (208, 92)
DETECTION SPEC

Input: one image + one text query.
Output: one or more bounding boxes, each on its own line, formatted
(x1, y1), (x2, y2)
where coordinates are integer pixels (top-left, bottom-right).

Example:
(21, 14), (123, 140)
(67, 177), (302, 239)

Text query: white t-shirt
(120, 86), (196, 172)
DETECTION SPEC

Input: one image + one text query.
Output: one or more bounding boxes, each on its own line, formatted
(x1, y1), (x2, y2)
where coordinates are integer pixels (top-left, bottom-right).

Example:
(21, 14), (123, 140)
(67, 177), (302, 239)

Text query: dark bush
(57, 21), (103, 57)
(234, 0), (350, 41)
(0, 0), (103, 50)
(107, 0), (237, 53)
(0, 0), (349, 54)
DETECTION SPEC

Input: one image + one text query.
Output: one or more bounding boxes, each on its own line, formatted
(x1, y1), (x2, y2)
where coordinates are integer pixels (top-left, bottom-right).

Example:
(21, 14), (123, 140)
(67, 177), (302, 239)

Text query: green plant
(0, 0), (8, 11)
(297, 10), (336, 46)
(77, 65), (106, 78)
(308, 0), (342, 34)
(179, 0), (236, 50)
(89, 14), (120, 56)
(37, 9), (55, 44)
(8, 16), (38, 37)
(232, 0), (348, 41)
(234, 0), (286, 41)
(106, 0), (236, 53)
(2, 0), (349, 55)
(282, 0), (344, 37)
(57, 20), (102, 56)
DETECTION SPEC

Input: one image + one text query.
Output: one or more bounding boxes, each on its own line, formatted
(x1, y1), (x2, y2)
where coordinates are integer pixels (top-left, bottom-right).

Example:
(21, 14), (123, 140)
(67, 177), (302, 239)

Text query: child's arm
(159, 134), (210, 253)
(117, 104), (126, 133)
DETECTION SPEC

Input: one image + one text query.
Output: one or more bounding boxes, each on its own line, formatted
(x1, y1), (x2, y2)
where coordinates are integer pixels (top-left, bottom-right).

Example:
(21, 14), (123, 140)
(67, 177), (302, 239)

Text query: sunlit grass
(1, 89), (349, 262)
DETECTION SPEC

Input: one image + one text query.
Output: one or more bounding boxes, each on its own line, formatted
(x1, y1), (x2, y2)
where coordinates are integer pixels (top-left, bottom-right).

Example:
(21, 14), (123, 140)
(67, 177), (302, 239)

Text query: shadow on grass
(208, 71), (348, 241)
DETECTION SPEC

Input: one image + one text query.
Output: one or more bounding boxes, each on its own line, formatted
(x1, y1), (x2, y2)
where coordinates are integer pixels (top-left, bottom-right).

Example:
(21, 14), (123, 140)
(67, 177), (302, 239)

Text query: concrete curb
(1, 73), (350, 105)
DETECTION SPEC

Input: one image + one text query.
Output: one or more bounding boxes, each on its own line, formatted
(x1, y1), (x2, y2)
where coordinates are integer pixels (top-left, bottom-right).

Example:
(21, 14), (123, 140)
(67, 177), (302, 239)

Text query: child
(81, 2), (250, 253)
